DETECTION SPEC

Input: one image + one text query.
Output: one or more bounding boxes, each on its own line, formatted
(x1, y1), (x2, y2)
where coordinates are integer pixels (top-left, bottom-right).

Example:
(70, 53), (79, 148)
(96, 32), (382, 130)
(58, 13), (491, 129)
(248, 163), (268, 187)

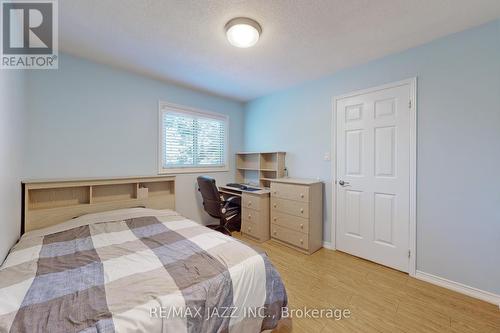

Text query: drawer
(271, 224), (309, 250)
(271, 183), (309, 202)
(271, 197), (309, 218)
(242, 208), (260, 224)
(271, 211), (309, 234)
(242, 220), (259, 239)
(242, 193), (261, 211)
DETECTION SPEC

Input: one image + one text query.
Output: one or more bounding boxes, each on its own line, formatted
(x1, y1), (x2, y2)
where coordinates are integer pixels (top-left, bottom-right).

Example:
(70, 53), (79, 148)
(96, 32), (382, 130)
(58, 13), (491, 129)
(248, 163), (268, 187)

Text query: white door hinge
(408, 250), (411, 258)
(409, 100), (412, 109)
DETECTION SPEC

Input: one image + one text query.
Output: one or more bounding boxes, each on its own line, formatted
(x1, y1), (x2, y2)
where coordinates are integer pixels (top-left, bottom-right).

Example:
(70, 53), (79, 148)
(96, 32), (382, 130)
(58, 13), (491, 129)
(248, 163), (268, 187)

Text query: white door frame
(331, 78), (417, 276)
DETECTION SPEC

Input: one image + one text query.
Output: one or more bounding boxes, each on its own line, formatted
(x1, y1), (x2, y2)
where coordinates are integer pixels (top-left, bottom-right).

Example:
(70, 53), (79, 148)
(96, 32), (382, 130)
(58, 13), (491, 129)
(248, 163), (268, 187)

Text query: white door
(335, 81), (414, 272)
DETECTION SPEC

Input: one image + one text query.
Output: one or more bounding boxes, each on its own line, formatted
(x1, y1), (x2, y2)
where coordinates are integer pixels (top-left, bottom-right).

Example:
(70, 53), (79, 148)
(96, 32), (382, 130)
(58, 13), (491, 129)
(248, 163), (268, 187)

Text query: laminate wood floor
(234, 233), (500, 333)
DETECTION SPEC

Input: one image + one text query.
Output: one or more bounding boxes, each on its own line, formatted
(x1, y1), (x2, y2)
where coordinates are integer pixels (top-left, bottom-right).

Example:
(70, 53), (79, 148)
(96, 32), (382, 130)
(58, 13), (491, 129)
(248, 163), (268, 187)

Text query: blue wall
(25, 53), (245, 225)
(244, 20), (500, 294)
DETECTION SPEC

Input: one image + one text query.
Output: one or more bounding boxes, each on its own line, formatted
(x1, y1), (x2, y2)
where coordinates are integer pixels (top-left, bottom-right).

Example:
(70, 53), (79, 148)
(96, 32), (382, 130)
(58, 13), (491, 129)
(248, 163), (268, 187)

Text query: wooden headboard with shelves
(22, 176), (175, 233)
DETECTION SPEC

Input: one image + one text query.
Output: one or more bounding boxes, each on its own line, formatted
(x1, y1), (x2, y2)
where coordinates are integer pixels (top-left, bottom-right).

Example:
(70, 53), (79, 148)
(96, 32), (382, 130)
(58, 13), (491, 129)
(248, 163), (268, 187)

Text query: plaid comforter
(0, 208), (287, 333)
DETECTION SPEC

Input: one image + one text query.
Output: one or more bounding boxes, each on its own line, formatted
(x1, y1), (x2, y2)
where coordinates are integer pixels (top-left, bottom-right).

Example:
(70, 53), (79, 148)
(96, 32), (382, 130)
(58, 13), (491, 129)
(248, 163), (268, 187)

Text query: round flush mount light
(225, 17), (262, 48)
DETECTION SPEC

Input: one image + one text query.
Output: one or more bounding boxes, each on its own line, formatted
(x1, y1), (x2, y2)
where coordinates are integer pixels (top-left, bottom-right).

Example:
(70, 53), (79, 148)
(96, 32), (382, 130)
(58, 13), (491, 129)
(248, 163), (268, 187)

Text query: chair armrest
(221, 196), (241, 214)
(224, 195), (241, 205)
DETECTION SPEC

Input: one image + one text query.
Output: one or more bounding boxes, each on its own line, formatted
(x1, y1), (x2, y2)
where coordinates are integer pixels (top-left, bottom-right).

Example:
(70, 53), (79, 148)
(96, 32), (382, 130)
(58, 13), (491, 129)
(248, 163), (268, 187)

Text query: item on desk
(226, 183), (261, 192)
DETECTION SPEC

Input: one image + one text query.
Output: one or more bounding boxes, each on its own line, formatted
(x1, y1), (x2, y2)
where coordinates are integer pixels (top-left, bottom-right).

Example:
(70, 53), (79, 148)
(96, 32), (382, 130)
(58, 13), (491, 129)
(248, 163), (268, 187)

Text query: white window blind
(159, 103), (228, 172)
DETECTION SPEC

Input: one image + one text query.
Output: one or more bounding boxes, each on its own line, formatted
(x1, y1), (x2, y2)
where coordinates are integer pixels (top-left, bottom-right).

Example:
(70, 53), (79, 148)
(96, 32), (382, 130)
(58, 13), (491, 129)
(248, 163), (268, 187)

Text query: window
(159, 102), (228, 173)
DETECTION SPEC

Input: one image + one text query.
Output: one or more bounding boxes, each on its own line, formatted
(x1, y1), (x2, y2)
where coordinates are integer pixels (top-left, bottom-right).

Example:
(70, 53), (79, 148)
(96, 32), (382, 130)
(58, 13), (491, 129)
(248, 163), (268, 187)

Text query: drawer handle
(300, 193), (304, 198)
(300, 208), (304, 213)
(273, 191), (277, 195)
(300, 223), (304, 229)
(248, 214), (251, 219)
(273, 217), (277, 222)
(248, 227), (251, 231)
(248, 202), (252, 206)
(273, 204), (277, 208)
(300, 239), (303, 244)
(273, 231), (277, 235)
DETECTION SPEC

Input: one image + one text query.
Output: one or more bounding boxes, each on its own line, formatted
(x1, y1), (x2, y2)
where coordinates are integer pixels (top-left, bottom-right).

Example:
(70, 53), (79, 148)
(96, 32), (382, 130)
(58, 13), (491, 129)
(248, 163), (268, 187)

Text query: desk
(219, 185), (270, 242)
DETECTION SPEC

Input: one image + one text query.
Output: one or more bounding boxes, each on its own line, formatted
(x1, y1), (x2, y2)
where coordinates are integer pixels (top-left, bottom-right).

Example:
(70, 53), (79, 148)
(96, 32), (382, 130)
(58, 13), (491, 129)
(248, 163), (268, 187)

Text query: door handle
(338, 180), (351, 187)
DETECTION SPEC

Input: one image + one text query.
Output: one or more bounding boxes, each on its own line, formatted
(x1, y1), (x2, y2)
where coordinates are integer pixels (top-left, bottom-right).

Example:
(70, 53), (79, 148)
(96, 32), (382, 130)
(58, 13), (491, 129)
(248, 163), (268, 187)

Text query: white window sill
(158, 167), (229, 174)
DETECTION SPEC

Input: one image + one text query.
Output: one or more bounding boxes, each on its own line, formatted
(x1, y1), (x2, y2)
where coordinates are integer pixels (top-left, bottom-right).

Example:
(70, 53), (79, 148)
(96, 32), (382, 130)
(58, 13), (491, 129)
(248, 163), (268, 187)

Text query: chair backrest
(197, 176), (222, 218)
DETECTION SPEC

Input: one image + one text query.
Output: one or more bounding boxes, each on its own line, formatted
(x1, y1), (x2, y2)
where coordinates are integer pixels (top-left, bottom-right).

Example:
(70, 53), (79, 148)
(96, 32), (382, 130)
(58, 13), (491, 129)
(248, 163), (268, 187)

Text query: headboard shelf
(92, 183), (136, 203)
(22, 176), (176, 233)
(28, 186), (91, 210)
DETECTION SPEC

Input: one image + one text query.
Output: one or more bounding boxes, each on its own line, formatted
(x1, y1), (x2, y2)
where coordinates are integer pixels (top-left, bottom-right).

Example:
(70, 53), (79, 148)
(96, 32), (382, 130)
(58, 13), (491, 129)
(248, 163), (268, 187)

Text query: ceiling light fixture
(225, 17), (262, 48)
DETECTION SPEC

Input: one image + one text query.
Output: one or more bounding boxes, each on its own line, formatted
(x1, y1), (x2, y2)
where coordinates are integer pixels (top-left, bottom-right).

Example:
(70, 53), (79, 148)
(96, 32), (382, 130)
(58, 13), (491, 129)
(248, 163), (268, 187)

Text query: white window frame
(158, 101), (229, 174)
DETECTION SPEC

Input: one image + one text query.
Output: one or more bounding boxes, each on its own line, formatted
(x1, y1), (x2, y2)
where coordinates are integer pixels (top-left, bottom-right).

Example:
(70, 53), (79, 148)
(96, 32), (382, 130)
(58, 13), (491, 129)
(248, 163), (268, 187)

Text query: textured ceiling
(59, 0), (500, 101)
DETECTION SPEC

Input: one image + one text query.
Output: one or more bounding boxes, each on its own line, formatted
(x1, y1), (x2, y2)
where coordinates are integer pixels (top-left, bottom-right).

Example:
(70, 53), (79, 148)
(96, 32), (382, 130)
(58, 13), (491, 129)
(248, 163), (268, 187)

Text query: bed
(0, 177), (287, 332)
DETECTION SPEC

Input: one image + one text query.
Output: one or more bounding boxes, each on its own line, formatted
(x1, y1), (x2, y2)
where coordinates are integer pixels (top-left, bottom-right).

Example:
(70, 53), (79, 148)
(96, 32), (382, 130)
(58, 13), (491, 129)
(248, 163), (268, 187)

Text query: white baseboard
(322, 241), (334, 250)
(415, 270), (500, 308)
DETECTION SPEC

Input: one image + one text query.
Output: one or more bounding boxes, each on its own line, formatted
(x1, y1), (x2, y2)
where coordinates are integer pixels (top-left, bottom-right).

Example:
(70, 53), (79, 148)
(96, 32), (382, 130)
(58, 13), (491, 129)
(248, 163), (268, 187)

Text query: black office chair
(197, 176), (241, 235)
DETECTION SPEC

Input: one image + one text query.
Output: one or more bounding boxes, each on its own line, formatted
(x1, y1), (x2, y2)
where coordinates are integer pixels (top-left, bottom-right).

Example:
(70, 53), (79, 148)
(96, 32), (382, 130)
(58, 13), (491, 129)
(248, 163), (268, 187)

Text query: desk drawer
(243, 209), (260, 224)
(271, 183), (309, 202)
(242, 220), (259, 239)
(271, 211), (309, 234)
(242, 193), (261, 211)
(271, 224), (309, 250)
(271, 197), (309, 218)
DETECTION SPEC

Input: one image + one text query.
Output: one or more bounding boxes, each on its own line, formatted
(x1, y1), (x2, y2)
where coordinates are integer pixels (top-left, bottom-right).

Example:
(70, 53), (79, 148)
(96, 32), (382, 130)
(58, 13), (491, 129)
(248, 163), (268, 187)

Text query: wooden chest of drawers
(270, 178), (323, 254)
